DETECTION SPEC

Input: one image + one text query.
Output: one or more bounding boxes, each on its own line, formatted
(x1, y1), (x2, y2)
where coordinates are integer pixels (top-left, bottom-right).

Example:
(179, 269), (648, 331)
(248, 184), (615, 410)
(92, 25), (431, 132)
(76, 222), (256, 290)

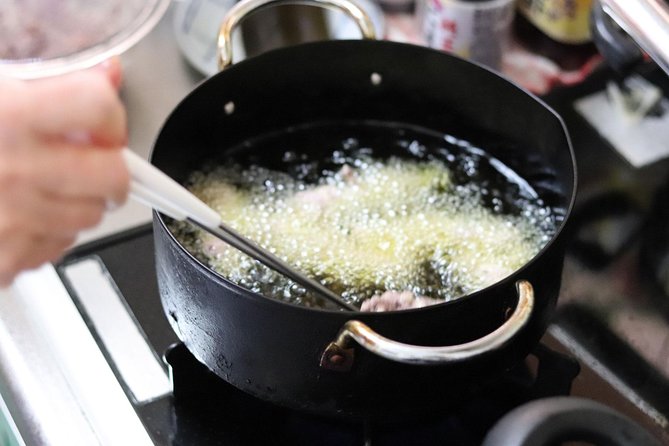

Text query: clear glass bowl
(0, 0), (170, 79)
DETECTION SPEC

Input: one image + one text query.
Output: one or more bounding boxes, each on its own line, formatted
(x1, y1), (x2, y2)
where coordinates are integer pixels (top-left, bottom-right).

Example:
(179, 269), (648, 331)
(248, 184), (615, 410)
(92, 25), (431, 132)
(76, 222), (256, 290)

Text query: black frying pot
(151, 0), (576, 418)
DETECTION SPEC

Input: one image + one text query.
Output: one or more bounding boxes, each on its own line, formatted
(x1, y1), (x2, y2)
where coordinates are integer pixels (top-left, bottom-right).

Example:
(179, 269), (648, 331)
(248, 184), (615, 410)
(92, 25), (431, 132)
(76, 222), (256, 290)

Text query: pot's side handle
(217, 0), (376, 70)
(320, 280), (533, 370)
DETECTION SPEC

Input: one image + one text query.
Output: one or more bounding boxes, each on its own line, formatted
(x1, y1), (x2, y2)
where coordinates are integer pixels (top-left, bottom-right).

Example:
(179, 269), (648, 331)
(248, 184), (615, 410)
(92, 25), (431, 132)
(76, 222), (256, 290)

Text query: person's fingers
(0, 234), (75, 286)
(19, 143), (130, 204)
(20, 234), (75, 269)
(26, 70), (127, 147)
(0, 65), (129, 287)
(90, 57), (123, 90)
(0, 185), (100, 285)
(13, 194), (106, 237)
(0, 78), (32, 152)
(38, 195), (107, 236)
(0, 184), (105, 236)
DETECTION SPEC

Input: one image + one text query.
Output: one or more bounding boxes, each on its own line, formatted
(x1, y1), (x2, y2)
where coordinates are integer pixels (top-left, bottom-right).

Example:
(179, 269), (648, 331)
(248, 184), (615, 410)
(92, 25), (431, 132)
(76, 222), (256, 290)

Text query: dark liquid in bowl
(170, 121), (562, 309)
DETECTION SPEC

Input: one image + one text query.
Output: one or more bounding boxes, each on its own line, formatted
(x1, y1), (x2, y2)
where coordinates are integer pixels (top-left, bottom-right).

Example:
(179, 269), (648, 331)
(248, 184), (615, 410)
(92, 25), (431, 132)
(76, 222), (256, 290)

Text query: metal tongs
(122, 148), (357, 311)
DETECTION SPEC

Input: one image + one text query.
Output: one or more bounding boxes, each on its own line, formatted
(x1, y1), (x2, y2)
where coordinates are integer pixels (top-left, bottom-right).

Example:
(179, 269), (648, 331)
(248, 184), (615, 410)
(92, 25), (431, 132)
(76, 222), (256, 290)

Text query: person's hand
(0, 62), (129, 286)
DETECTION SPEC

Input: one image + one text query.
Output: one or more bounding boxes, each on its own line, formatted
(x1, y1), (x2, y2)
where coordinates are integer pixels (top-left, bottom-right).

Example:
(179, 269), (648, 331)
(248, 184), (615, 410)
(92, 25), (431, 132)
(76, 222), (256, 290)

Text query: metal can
(419, 0), (516, 70)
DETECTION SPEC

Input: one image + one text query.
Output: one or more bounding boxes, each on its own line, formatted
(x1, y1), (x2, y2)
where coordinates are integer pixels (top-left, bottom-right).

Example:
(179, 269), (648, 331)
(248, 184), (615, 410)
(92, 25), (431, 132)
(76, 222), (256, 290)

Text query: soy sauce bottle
(514, 0), (598, 71)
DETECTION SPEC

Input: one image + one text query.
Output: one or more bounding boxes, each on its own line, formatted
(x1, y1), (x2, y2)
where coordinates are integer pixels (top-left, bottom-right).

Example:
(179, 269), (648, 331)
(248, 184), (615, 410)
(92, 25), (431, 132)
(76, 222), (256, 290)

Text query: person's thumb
(89, 56), (123, 91)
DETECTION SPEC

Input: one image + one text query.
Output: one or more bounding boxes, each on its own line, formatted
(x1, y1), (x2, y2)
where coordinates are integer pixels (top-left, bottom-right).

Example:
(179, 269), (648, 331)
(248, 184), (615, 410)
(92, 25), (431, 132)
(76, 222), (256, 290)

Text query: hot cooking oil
(170, 121), (559, 309)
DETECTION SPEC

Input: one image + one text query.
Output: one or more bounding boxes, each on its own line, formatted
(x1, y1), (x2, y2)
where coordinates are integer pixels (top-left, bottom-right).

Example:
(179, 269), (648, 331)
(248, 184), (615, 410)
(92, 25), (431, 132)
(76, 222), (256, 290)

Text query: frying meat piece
(201, 232), (230, 258)
(292, 165), (357, 210)
(293, 185), (339, 210)
(361, 290), (441, 312)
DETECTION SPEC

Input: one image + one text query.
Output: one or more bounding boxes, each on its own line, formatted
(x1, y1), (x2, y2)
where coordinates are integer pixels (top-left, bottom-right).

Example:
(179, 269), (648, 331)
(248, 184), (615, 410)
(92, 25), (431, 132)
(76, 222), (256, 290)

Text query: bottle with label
(514, 0), (598, 71)
(419, 0), (516, 71)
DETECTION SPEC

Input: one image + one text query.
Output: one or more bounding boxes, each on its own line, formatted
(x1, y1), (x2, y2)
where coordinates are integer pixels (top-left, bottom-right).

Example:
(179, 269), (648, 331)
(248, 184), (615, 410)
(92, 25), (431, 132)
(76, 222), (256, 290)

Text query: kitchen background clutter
(418, 0), (516, 71)
(0, 0), (170, 79)
(172, 0), (386, 76)
(1, 0), (669, 445)
(514, 0), (598, 70)
(173, 0), (603, 93)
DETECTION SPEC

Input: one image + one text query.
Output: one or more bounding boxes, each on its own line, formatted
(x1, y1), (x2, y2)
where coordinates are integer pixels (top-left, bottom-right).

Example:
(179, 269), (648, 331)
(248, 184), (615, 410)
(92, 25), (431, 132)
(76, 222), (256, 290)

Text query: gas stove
(62, 225), (581, 446)
(9, 219), (662, 445)
(1, 72), (669, 446)
(3, 135), (669, 444)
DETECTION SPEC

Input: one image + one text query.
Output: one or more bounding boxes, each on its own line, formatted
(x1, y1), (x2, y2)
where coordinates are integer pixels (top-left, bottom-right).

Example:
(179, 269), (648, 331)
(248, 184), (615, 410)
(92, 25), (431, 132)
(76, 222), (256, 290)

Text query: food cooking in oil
(170, 136), (557, 311)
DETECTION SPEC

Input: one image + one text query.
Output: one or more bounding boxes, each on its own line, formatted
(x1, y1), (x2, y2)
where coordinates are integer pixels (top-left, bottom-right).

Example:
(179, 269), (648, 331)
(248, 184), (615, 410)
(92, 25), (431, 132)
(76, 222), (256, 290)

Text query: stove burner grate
(164, 342), (580, 446)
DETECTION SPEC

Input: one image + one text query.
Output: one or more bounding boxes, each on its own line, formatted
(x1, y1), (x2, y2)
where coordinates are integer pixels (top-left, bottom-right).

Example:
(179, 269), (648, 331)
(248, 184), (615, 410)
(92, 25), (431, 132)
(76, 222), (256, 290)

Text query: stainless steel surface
(217, 0), (376, 69)
(62, 258), (171, 403)
(0, 5), (201, 444)
(600, 0), (669, 76)
(0, 266), (156, 446)
(172, 0), (384, 76)
(0, 380), (25, 446)
(323, 281), (534, 365)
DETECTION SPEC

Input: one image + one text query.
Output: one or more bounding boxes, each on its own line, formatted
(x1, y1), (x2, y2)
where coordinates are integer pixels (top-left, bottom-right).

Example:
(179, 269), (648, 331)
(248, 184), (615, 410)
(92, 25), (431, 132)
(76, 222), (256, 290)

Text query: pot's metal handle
(217, 0), (376, 70)
(320, 280), (534, 370)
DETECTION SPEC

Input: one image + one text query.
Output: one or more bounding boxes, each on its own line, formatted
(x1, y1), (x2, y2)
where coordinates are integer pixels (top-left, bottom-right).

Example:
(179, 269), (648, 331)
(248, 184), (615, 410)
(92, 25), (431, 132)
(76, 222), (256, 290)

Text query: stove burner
(164, 342), (580, 446)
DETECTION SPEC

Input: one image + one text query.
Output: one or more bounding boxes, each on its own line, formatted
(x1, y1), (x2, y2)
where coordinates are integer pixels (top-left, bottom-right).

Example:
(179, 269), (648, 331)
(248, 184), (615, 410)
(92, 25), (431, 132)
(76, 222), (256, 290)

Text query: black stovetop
(55, 223), (669, 445)
(54, 65), (669, 445)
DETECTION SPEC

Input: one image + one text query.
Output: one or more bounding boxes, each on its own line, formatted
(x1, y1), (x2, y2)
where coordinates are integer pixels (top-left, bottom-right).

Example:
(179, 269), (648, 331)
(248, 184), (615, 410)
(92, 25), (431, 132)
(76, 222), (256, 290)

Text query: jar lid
(0, 0), (170, 79)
